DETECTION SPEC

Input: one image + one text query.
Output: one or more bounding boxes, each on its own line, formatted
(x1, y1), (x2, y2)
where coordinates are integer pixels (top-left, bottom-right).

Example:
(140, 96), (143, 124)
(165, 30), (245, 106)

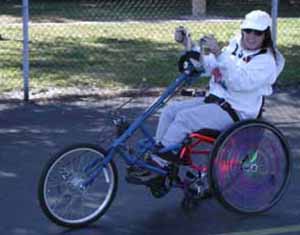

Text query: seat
(194, 128), (221, 139)
(256, 96), (265, 119)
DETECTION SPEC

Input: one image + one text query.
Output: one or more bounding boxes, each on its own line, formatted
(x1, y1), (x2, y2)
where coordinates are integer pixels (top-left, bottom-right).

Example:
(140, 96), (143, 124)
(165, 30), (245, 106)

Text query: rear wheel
(210, 120), (291, 214)
(38, 144), (118, 227)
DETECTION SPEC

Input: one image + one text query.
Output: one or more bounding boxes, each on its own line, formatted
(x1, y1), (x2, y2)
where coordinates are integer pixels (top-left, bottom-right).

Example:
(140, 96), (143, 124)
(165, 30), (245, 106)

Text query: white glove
(174, 26), (193, 51)
(190, 58), (204, 72)
(200, 35), (221, 56)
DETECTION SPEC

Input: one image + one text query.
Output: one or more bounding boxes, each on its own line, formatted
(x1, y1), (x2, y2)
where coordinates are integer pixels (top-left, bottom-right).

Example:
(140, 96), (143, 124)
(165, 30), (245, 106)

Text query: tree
(192, 0), (206, 16)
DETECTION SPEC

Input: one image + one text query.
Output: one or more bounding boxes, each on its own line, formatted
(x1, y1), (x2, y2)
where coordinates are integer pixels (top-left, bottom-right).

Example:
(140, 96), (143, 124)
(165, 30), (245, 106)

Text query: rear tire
(38, 144), (118, 227)
(209, 120), (291, 214)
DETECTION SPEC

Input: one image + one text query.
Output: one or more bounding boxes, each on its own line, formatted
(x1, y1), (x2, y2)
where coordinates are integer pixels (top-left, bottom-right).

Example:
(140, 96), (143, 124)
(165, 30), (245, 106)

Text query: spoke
(50, 194), (71, 214)
(61, 198), (75, 219)
(78, 154), (88, 172)
(103, 168), (110, 183)
(47, 177), (65, 189)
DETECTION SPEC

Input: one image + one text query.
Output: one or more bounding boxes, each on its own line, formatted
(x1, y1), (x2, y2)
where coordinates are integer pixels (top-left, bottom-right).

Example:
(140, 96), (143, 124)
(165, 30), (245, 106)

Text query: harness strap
(231, 43), (239, 56)
(243, 49), (267, 63)
(204, 94), (240, 122)
(231, 43), (267, 63)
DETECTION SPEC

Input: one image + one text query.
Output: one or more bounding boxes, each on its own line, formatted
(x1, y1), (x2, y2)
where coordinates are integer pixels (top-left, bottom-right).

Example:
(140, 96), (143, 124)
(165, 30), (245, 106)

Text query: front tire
(38, 144), (118, 228)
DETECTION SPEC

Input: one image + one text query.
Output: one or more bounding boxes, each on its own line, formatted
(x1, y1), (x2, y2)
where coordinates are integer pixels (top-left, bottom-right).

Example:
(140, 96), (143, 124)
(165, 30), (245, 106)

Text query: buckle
(219, 100), (226, 107)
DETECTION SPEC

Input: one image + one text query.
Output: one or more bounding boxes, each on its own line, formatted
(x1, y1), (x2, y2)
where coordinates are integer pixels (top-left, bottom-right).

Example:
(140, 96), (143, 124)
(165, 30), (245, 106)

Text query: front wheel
(38, 144), (118, 228)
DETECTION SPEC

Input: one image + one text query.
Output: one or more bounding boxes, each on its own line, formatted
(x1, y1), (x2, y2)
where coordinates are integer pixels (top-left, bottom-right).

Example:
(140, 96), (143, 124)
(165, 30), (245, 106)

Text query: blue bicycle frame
(97, 70), (202, 177)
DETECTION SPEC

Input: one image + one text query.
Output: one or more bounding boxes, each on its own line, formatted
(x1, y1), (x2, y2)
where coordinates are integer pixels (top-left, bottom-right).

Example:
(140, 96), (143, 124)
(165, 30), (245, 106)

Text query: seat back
(256, 96), (265, 119)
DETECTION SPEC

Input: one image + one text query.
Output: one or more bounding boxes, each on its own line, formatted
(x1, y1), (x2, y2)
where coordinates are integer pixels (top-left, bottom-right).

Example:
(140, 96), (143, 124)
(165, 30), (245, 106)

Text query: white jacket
(202, 37), (285, 119)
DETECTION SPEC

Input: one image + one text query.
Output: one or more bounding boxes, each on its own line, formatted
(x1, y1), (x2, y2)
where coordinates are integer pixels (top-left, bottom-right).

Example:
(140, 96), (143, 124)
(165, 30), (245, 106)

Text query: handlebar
(177, 50), (205, 76)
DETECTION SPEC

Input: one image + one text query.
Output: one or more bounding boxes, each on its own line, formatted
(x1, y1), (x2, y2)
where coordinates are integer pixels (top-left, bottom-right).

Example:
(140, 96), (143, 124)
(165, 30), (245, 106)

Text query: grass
(0, 2), (300, 96)
(0, 21), (239, 93)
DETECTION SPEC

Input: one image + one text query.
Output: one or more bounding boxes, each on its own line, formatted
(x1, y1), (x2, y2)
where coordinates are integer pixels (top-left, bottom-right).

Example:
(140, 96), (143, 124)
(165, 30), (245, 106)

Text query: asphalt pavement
(0, 89), (300, 235)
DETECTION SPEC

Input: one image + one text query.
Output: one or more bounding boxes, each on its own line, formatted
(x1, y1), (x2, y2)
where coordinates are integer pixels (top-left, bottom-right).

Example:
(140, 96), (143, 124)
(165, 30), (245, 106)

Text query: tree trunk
(192, 0), (206, 16)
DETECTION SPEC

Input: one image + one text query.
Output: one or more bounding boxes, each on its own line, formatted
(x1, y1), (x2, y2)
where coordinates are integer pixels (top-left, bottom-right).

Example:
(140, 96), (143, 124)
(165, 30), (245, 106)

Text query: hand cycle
(38, 50), (291, 228)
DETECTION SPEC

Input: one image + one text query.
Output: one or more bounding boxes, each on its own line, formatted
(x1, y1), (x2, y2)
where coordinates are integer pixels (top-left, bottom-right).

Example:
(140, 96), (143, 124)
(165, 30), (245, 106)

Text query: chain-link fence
(0, 0), (299, 101)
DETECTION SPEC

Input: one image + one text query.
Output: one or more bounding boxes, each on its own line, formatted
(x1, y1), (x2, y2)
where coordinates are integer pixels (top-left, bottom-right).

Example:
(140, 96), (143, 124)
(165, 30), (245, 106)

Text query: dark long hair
(262, 27), (277, 61)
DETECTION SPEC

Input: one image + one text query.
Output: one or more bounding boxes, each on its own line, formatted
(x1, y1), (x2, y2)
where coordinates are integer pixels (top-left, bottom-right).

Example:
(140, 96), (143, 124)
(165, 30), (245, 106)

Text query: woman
(128, 10), (285, 182)
(156, 10), (285, 148)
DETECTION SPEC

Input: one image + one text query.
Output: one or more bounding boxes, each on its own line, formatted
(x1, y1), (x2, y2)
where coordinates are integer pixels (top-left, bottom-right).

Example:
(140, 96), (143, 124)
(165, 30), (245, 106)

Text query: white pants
(155, 97), (234, 147)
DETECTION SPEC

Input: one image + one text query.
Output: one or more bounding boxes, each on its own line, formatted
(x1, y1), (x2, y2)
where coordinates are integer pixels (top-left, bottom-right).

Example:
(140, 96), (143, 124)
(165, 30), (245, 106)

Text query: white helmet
(241, 10), (272, 31)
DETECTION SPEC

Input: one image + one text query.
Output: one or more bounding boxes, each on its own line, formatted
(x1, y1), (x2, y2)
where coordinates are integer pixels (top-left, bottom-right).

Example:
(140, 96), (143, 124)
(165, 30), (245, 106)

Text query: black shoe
(127, 166), (151, 177)
(126, 170), (161, 186)
(125, 160), (161, 185)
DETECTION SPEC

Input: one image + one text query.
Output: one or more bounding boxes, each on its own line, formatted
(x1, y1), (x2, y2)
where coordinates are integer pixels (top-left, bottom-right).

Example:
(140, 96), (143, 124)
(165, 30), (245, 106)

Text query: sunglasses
(243, 29), (265, 36)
